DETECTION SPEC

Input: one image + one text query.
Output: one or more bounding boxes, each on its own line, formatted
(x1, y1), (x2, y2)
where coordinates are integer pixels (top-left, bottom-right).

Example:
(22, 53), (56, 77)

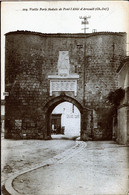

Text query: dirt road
(1, 134), (129, 195)
(13, 141), (129, 195)
(1, 134), (75, 192)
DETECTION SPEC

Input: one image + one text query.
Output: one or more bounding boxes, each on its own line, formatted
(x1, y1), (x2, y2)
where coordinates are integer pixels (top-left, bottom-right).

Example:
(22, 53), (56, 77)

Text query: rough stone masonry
(4, 31), (127, 140)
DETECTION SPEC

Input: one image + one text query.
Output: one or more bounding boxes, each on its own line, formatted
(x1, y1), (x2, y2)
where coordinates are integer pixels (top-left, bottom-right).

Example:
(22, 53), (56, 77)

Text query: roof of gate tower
(5, 30), (126, 38)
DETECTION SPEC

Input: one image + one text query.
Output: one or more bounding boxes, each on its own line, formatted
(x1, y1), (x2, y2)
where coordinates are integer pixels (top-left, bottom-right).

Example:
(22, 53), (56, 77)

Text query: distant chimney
(92, 29), (97, 33)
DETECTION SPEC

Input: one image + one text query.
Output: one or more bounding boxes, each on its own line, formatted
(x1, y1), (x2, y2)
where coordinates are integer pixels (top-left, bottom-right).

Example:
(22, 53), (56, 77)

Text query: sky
(1, 1), (129, 99)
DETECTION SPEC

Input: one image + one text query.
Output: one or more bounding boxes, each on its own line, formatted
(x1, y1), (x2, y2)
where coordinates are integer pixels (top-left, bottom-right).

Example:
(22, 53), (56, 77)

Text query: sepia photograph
(1, 1), (129, 195)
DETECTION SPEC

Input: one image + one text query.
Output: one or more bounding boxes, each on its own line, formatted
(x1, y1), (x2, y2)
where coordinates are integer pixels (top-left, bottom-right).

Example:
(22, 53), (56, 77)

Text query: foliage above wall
(107, 88), (125, 106)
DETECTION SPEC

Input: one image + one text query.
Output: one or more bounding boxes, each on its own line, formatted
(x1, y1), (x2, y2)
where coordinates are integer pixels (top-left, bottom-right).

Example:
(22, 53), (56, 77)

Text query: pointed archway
(43, 95), (83, 139)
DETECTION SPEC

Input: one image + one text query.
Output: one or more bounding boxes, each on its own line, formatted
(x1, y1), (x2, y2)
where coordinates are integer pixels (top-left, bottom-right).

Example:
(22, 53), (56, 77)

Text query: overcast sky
(1, 1), (129, 99)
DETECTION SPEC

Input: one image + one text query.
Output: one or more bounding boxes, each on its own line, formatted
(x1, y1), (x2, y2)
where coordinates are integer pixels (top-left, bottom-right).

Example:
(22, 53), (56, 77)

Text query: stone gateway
(4, 31), (127, 140)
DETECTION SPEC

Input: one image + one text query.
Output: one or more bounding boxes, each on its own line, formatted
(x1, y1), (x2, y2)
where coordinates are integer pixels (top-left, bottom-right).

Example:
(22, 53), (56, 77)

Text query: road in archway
(12, 141), (129, 195)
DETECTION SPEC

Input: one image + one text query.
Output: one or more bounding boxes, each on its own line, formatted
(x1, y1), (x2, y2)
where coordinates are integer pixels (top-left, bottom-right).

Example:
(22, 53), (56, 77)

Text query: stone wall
(5, 31), (126, 140)
(117, 106), (129, 145)
(116, 57), (129, 145)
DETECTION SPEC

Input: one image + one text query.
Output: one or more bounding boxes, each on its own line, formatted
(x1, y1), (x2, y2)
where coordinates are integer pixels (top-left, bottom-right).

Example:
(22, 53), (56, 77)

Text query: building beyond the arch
(4, 31), (127, 142)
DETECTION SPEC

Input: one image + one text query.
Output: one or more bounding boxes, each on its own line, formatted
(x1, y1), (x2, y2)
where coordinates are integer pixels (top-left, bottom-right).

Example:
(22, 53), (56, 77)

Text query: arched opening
(44, 95), (83, 140)
(51, 102), (81, 139)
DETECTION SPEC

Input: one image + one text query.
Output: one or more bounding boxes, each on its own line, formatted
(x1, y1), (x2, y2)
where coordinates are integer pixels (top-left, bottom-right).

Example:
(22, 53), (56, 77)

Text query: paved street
(1, 134), (129, 195)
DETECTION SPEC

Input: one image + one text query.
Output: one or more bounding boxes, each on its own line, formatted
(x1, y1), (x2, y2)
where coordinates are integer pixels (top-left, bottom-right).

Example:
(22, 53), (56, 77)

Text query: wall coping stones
(5, 30), (126, 38)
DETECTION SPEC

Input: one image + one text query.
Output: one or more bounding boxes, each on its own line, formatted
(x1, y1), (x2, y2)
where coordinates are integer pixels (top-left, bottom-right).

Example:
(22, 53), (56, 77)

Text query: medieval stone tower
(4, 31), (126, 140)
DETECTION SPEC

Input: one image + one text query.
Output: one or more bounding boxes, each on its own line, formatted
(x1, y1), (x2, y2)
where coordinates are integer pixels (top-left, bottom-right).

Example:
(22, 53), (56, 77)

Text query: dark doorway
(51, 114), (62, 134)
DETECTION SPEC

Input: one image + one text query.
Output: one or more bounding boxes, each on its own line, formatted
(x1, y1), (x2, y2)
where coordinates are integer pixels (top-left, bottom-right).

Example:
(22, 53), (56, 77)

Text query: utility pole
(80, 16), (91, 34)
(79, 16), (91, 106)
(79, 16), (94, 140)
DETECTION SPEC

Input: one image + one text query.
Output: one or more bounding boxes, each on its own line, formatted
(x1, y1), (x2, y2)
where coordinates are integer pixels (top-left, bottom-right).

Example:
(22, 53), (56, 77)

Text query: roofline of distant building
(117, 56), (129, 73)
(5, 30), (127, 38)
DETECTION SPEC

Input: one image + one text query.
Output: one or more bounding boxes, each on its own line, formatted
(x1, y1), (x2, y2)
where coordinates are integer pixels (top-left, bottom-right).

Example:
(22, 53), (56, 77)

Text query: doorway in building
(51, 102), (81, 139)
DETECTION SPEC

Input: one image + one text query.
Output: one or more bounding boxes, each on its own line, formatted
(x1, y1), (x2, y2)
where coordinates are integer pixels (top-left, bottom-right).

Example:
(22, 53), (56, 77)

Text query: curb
(4, 141), (87, 195)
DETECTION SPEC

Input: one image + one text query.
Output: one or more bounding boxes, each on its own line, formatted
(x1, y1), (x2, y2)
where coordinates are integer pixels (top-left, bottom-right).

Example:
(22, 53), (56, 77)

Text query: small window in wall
(75, 65), (77, 73)
(94, 122), (97, 128)
(98, 121), (102, 127)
